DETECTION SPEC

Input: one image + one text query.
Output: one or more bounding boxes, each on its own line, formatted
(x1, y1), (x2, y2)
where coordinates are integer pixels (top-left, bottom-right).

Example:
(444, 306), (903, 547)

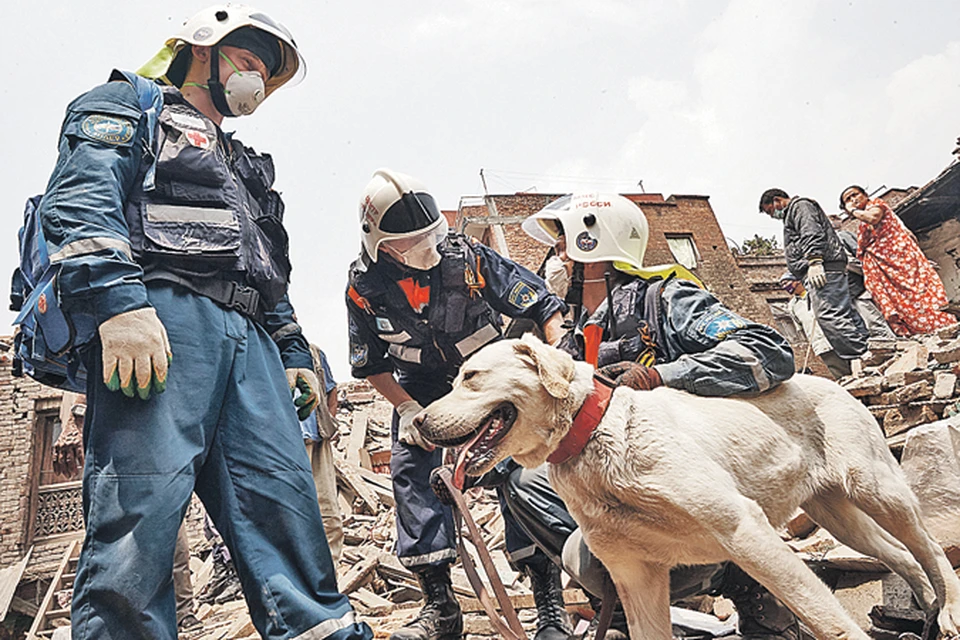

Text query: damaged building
(1, 176), (959, 638)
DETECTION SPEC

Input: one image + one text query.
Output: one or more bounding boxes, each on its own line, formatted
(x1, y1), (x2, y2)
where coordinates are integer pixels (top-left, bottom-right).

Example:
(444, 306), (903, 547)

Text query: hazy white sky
(3, 1), (959, 379)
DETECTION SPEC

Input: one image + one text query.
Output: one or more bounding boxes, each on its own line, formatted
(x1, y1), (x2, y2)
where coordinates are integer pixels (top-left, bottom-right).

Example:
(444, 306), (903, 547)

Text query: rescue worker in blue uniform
(37, 6), (371, 640)
(497, 193), (807, 640)
(346, 169), (568, 640)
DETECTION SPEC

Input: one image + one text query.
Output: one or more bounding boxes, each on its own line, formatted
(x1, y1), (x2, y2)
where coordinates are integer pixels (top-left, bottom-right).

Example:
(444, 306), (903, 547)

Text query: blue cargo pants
(391, 377), (539, 570)
(71, 283), (372, 640)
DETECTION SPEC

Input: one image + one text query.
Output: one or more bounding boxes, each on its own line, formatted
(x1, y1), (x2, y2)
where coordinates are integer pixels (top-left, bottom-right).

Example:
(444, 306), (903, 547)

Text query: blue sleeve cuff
(532, 295), (567, 327)
(91, 282), (151, 325)
(653, 359), (694, 392)
(279, 336), (313, 370)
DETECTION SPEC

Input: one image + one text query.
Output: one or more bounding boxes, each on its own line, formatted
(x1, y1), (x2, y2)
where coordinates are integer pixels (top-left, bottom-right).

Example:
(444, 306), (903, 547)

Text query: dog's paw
(937, 603), (960, 639)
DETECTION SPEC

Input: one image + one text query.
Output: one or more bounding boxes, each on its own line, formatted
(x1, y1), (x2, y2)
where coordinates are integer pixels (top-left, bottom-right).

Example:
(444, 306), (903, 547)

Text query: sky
(3, 0), (960, 380)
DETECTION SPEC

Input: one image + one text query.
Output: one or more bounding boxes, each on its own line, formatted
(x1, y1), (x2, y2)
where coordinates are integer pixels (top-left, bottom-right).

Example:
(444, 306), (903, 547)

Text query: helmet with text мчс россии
(522, 193), (649, 270)
(359, 169), (447, 271)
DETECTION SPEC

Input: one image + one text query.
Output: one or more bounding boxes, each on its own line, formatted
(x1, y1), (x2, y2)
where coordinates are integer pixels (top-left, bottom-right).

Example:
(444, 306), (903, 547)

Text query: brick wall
(0, 341), (64, 573)
(458, 192), (777, 327)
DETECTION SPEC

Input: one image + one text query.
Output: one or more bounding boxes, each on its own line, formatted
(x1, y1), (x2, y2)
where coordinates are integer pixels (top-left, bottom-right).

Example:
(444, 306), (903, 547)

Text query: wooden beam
(334, 458), (380, 514)
(346, 410), (368, 466)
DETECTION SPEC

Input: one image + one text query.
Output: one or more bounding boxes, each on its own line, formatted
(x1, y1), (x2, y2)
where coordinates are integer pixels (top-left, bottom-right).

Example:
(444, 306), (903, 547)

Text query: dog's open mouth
(452, 403), (518, 488)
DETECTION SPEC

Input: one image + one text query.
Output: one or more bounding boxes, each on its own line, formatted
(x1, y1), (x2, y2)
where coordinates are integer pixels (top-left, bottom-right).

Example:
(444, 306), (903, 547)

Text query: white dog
(415, 334), (960, 640)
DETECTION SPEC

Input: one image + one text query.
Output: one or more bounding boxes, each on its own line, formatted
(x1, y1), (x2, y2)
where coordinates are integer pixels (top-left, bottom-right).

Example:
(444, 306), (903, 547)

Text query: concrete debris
(840, 327), (960, 452)
(900, 418), (960, 549)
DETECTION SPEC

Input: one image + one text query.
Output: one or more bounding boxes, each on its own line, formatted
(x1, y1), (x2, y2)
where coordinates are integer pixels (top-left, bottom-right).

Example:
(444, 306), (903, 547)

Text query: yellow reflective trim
(612, 262), (704, 288)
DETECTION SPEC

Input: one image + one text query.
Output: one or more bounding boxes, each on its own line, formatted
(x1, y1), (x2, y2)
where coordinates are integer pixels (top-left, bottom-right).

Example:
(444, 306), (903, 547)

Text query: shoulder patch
(693, 307), (748, 341)
(350, 344), (369, 368)
(507, 281), (539, 310)
(80, 114), (135, 145)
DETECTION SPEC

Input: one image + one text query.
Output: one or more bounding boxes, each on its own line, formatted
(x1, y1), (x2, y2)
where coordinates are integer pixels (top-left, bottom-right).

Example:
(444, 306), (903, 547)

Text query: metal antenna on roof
(637, 180), (645, 193)
(478, 168), (510, 258)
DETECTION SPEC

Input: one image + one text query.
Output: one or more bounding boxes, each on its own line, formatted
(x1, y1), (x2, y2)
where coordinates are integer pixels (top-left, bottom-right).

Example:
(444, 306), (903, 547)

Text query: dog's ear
(513, 334), (574, 399)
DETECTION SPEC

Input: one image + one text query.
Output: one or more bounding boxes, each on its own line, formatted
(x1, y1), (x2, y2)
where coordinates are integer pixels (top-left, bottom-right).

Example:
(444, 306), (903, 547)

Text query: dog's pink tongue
(453, 423), (489, 490)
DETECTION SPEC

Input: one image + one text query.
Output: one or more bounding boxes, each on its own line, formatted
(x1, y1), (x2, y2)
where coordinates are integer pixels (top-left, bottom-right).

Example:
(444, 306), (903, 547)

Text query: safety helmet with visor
(521, 193), (649, 271)
(359, 169), (447, 270)
(137, 4), (306, 117)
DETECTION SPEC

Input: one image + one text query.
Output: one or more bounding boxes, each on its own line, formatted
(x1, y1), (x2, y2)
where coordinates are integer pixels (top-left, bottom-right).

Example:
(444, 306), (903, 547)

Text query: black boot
(522, 555), (572, 640)
(390, 564), (463, 640)
(720, 564), (808, 640)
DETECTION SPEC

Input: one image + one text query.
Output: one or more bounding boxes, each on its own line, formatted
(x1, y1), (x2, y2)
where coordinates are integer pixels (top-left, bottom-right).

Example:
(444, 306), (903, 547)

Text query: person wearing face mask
(347, 169), (568, 640)
(759, 188), (868, 361)
(486, 193), (802, 640)
(37, 6), (372, 639)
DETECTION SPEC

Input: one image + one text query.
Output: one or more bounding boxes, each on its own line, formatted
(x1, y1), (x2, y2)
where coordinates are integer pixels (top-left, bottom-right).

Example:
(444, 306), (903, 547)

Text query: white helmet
(138, 4), (305, 96)
(522, 193), (649, 270)
(359, 169), (447, 268)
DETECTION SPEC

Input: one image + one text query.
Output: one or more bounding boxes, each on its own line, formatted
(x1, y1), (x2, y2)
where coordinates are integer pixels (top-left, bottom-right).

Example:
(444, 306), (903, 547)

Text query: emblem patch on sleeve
(694, 307), (748, 340)
(508, 281), (539, 310)
(80, 114), (135, 145)
(350, 344), (369, 368)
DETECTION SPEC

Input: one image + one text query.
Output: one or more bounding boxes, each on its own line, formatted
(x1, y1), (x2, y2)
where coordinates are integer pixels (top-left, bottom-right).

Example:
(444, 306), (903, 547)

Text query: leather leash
(437, 466), (619, 640)
(436, 466), (526, 640)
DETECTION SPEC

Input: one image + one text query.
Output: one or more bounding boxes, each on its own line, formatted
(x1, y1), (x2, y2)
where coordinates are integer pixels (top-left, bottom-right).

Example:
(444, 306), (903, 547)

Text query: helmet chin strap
(603, 268), (618, 338)
(206, 45), (235, 118)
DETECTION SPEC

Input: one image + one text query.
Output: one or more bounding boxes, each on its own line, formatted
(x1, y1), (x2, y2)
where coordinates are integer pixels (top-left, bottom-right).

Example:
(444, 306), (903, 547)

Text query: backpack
(10, 195), (96, 392)
(9, 70), (162, 392)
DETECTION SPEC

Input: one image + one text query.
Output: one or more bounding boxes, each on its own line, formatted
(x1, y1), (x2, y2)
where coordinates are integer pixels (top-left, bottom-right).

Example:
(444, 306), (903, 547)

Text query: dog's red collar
(547, 375), (615, 464)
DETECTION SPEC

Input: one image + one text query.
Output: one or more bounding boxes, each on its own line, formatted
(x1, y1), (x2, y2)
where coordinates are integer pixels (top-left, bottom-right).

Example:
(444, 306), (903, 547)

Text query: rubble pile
(840, 323), (960, 453)
(42, 354), (959, 639)
(177, 357), (960, 640)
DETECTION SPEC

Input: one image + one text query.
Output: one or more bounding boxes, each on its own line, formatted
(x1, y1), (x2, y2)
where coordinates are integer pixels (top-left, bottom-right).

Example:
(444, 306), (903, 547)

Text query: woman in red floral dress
(840, 185), (955, 336)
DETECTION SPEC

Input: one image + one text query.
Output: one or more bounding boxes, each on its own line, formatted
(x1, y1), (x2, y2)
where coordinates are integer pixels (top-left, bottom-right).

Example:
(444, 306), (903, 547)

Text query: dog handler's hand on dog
(541, 311), (566, 347)
(598, 361), (663, 391)
(397, 400), (435, 451)
(99, 307), (172, 400)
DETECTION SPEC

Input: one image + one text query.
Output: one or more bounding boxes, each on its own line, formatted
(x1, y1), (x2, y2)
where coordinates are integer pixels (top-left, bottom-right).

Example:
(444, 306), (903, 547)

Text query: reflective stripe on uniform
(49, 236), (132, 263)
(144, 203), (238, 225)
(271, 322), (301, 342)
(399, 548), (457, 568)
(388, 344), (422, 364)
(714, 340), (772, 392)
(292, 610), (359, 640)
(379, 331), (412, 344)
(454, 323), (499, 358)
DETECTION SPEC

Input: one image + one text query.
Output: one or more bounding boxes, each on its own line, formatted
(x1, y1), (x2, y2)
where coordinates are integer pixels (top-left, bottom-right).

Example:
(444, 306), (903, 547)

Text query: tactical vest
(566, 276), (668, 368)
(349, 234), (502, 376)
(123, 88), (291, 309)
